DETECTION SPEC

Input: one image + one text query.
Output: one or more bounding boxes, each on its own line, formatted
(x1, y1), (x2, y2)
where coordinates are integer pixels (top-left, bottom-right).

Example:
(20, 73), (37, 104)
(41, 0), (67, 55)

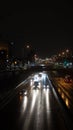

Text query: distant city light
(26, 45), (30, 48)
(6, 59), (9, 62)
(59, 54), (61, 57)
(10, 42), (14, 45)
(14, 61), (17, 65)
(62, 52), (65, 55)
(66, 49), (69, 53)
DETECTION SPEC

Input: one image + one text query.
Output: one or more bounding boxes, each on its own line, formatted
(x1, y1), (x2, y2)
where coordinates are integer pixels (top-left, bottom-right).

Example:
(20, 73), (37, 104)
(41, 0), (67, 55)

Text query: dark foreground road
(0, 72), (73, 130)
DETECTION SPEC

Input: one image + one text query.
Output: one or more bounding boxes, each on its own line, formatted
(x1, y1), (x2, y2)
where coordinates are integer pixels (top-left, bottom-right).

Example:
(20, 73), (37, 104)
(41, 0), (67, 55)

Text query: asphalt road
(0, 72), (73, 130)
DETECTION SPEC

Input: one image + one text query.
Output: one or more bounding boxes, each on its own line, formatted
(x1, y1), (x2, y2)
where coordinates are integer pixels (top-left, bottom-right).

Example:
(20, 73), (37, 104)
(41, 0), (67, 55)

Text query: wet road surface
(0, 72), (73, 130)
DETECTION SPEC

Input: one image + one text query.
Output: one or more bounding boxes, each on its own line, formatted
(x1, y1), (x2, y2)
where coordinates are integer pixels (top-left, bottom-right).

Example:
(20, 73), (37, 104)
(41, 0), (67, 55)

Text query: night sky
(0, 3), (73, 58)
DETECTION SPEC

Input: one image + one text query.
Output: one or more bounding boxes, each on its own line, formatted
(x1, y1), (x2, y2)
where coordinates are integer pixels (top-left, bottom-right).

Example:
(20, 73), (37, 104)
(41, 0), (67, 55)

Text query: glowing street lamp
(26, 45), (30, 49)
(59, 54), (61, 57)
(62, 52), (65, 55)
(66, 49), (69, 53)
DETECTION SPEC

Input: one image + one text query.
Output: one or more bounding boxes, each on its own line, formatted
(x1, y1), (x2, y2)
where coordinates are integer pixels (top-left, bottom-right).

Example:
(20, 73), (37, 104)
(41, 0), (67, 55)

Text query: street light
(24, 44), (31, 64)
(58, 54), (61, 57)
(62, 52), (64, 55)
(62, 52), (65, 56)
(26, 45), (30, 49)
(66, 49), (69, 53)
(66, 49), (70, 58)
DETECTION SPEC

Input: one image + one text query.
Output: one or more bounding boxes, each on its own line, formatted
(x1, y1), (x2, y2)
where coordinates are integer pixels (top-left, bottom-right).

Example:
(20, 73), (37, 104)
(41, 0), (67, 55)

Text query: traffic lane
(52, 77), (73, 110)
(0, 84), (69, 130)
(54, 77), (73, 90)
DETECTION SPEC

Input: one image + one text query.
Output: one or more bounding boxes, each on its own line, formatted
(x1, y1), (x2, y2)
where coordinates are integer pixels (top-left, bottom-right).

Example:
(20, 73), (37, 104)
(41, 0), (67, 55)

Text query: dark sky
(0, 3), (73, 58)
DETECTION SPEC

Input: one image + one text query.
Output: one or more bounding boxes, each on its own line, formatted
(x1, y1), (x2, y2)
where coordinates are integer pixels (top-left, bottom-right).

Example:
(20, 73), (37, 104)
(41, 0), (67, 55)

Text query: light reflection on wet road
(17, 79), (67, 130)
(0, 72), (72, 130)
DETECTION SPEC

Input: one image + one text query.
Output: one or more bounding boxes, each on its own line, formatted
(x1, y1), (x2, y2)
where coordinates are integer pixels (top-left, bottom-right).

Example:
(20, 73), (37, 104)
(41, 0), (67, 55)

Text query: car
(64, 75), (72, 83)
(34, 75), (39, 86)
(34, 81), (39, 87)
(19, 89), (27, 96)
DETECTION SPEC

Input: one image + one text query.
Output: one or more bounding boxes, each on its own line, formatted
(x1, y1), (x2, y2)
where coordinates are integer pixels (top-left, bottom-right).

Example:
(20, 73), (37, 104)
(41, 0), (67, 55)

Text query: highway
(0, 71), (73, 130)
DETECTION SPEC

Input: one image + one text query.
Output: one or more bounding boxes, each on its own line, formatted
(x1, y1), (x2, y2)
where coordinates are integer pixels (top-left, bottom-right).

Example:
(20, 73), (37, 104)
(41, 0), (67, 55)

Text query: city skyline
(0, 5), (73, 58)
